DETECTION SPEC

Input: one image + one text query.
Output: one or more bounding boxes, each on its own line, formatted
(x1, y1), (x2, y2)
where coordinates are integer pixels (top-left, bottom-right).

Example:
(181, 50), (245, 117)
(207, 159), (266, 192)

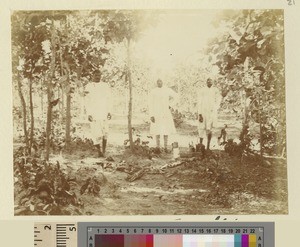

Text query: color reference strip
(94, 234), (256, 247)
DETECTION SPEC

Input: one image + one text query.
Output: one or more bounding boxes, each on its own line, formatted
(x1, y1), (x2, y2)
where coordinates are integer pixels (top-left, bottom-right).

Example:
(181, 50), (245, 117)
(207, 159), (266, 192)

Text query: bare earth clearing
(14, 116), (288, 215)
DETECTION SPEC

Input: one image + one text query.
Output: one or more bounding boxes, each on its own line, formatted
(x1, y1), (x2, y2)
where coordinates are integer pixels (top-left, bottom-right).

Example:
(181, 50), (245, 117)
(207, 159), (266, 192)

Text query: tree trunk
(126, 38), (134, 151)
(45, 20), (56, 161)
(258, 94), (263, 159)
(60, 86), (64, 120)
(45, 86), (53, 161)
(65, 79), (72, 151)
(17, 74), (29, 150)
(28, 79), (34, 154)
(40, 87), (44, 118)
(62, 56), (71, 151)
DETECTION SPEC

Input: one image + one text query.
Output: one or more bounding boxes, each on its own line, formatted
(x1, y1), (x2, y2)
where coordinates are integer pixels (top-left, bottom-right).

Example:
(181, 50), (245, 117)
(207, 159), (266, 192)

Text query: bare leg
(163, 135), (168, 152)
(223, 130), (227, 143)
(199, 138), (203, 144)
(95, 144), (103, 157)
(156, 135), (160, 148)
(207, 131), (212, 150)
(102, 137), (107, 156)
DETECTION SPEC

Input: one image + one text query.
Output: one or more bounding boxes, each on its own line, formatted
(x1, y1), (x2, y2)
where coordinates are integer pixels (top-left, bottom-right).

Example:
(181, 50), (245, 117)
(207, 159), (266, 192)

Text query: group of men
(85, 70), (221, 157)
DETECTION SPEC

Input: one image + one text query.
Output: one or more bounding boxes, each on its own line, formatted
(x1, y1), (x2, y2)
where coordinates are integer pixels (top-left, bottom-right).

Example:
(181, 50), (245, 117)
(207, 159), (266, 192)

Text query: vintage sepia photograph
(12, 9), (287, 215)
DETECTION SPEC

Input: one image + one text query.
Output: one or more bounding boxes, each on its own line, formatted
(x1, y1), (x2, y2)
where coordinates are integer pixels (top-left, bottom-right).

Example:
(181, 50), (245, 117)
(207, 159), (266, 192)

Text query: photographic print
(12, 9), (287, 215)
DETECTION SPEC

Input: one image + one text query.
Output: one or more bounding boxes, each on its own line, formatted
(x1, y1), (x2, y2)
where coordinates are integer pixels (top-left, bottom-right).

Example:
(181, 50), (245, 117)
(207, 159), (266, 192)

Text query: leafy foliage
(207, 10), (286, 156)
(123, 128), (161, 158)
(170, 107), (184, 127)
(14, 147), (82, 215)
(80, 177), (102, 196)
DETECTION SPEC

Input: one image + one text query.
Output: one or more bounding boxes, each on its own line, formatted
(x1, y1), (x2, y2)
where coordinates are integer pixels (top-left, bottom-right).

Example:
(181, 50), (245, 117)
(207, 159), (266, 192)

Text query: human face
(253, 71), (262, 82)
(206, 79), (213, 88)
(157, 80), (163, 88)
(93, 71), (101, 83)
(94, 74), (101, 83)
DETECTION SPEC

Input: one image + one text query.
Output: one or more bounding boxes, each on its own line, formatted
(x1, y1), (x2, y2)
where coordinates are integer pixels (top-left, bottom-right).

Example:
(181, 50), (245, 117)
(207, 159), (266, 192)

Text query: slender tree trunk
(40, 88), (44, 117)
(17, 74), (29, 150)
(45, 20), (56, 161)
(126, 38), (134, 151)
(45, 86), (53, 161)
(58, 39), (65, 127)
(62, 59), (71, 151)
(65, 78), (72, 151)
(258, 94), (263, 159)
(57, 85), (61, 114)
(29, 79), (34, 154)
(60, 86), (64, 120)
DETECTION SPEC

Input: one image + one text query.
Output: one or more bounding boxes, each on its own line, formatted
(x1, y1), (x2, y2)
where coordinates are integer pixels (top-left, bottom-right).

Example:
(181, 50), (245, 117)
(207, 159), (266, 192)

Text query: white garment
(197, 86), (221, 137)
(148, 86), (178, 136)
(89, 119), (109, 145)
(85, 82), (112, 144)
(85, 82), (112, 120)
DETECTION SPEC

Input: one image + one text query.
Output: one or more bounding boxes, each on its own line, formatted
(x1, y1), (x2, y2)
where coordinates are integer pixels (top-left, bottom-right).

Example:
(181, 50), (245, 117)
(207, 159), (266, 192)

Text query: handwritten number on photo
(287, 0), (296, 5)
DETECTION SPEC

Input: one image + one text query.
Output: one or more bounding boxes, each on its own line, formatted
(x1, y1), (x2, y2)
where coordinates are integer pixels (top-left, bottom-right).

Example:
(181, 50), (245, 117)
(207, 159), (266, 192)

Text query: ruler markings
(35, 223), (69, 247)
(34, 222), (268, 247)
(89, 226), (262, 228)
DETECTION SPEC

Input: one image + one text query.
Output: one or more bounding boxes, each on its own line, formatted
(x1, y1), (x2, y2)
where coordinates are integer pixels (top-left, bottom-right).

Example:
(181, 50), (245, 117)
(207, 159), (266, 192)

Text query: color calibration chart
(35, 222), (274, 247)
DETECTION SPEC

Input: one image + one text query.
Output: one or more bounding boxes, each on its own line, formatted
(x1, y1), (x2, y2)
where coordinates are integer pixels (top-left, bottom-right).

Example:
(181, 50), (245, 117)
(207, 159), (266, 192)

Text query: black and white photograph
(12, 9), (288, 215)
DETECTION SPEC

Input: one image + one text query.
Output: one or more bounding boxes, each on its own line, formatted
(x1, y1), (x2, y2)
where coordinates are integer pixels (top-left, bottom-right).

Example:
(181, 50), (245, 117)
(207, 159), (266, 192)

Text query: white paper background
(1, 0), (299, 245)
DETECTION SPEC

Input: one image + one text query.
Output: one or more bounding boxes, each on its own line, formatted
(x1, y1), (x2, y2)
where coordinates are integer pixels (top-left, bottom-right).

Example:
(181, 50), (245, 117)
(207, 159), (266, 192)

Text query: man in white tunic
(197, 78), (221, 150)
(149, 79), (177, 152)
(85, 70), (112, 157)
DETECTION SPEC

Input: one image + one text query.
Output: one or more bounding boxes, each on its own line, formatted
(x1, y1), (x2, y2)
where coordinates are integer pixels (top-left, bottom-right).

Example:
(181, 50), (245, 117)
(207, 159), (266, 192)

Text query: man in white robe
(149, 79), (178, 152)
(85, 70), (112, 157)
(197, 78), (221, 150)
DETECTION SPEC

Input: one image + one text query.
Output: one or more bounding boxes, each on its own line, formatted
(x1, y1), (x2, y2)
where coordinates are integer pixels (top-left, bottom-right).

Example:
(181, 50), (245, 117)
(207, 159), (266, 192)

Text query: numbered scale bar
(88, 227), (261, 235)
(34, 222), (274, 247)
(80, 222), (273, 247)
(86, 227), (263, 247)
(34, 223), (77, 247)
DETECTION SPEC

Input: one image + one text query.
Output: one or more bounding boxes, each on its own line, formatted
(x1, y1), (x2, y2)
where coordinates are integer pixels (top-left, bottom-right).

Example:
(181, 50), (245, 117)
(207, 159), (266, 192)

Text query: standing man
(149, 79), (178, 152)
(197, 78), (221, 150)
(85, 70), (112, 157)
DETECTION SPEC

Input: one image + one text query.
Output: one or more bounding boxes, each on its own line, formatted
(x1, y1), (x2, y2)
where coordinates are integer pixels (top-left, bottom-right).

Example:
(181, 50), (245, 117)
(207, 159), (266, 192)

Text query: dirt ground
(51, 151), (287, 215)
(14, 116), (288, 215)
